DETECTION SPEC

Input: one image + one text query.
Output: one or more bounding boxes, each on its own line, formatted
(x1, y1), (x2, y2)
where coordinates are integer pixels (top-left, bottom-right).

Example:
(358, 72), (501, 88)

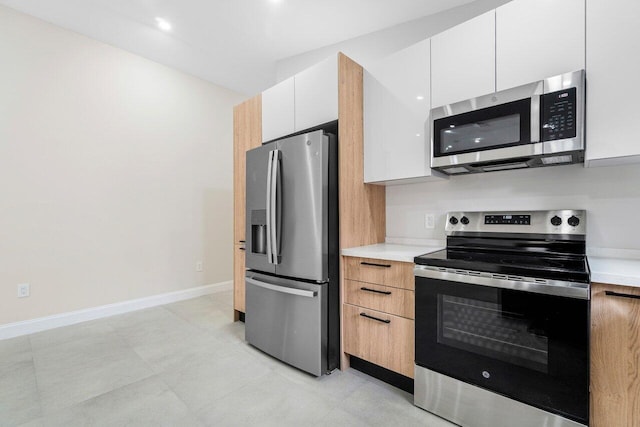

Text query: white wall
(0, 5), (245, 326)
(386, 163), (640, 250)
(276, 0), (512, 82)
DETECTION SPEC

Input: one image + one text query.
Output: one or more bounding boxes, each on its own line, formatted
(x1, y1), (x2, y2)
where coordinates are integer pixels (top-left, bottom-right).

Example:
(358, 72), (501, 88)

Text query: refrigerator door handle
(246, 277), (317, 298)
(271, 149), (281, 265)
(266, 150), (274, 264)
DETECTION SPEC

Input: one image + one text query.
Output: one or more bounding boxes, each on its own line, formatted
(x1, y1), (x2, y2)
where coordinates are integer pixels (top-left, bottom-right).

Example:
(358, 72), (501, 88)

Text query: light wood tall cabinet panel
(337, 54), (386, 370)
(261, 77), (294, 143)
(591, 282), (640, 427)
(337, 54), (386, 250)
(496, 0), (585, 91)
(431, 11), (496, 108)
(585, 0), (640, 167)
(364, 39), (444, 184)
(233, 95), (261, 318)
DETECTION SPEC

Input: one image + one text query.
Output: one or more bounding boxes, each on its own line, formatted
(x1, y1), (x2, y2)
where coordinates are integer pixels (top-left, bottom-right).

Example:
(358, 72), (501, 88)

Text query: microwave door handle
(530, 94), (541, 143)
(265, 150), (274, 264)
(270, 149), (280, 265)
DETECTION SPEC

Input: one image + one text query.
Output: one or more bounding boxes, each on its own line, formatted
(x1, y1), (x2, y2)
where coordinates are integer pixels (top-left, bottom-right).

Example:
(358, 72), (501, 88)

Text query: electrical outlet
(424, 214), (435, 229)
(18, 283), (30, 298)
(196, 261), (203, 272)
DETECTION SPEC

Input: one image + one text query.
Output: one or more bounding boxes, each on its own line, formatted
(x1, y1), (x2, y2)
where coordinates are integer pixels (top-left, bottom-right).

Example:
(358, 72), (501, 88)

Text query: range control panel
(541, 87), (577, 142)
(446, 210), (587, 236)
(484, 214), (531, 225)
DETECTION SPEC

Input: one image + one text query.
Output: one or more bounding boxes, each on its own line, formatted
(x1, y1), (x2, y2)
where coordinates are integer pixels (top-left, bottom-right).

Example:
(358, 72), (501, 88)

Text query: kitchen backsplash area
(386, 162), (640, 251)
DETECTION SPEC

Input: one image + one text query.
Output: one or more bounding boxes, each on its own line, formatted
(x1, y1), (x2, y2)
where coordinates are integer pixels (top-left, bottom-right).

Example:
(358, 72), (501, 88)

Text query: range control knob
(550, 216), (562, 226)
(460, 216), (470, 225)
(568, 216), (580, 227)
(449, 216), (459, 225)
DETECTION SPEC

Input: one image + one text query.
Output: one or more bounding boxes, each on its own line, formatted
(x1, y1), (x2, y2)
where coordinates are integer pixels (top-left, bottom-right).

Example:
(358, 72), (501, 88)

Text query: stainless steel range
(413, 210), (589, 427)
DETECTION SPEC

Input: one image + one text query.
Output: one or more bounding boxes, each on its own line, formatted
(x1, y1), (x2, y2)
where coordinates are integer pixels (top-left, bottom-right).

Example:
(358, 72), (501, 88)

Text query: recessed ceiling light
(155, 17), (172, 32)
(416, 95), (424, 100)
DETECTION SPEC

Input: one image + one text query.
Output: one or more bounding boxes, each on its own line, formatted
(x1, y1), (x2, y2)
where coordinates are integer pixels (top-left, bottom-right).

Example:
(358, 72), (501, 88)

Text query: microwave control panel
(541, 87), (577, 142)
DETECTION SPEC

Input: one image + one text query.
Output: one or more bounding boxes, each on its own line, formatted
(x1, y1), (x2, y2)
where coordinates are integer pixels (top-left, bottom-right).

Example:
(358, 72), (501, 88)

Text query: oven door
(415, 276), (589, 425)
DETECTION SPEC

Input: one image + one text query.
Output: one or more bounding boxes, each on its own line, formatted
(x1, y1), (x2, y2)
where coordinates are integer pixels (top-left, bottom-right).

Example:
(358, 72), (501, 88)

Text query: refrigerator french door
(244, 129), (339, 376)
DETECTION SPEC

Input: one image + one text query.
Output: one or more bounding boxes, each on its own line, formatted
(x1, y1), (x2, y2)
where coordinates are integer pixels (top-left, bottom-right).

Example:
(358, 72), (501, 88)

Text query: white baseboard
(0, 281), (233, 341)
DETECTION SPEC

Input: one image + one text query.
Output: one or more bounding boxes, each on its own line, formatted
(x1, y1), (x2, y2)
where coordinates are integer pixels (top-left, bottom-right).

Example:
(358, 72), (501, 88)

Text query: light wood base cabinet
(343, 303), (414, 378)
(342, 256), (414, 377)
(591, 282), (640, 426)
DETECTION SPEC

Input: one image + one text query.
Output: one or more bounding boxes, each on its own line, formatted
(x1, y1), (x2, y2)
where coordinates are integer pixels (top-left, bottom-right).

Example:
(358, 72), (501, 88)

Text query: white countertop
(341, 243), (443, 263)
(589, 257), (640, 288)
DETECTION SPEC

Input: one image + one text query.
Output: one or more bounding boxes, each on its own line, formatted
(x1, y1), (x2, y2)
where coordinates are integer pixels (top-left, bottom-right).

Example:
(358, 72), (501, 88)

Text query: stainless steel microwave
(431, 70), (585, 175)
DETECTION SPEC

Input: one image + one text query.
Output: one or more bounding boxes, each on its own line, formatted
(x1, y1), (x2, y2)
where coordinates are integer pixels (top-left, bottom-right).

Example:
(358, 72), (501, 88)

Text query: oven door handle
(413, 265), (589, 300)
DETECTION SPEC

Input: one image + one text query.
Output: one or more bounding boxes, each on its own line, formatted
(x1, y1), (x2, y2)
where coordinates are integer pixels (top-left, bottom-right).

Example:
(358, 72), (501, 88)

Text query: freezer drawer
(245, 272), (328, 376)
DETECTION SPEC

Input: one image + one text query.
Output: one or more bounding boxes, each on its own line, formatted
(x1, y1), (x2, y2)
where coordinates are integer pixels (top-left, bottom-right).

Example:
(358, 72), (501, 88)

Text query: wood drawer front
(344, 280), (414, 319)
(343, 256), (414, 290)
(343, 303), (414, 378)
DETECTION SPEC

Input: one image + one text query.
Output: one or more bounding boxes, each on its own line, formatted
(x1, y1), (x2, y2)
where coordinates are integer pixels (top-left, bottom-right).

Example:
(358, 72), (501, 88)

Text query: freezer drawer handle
(360, 287), (392, 295)
(246, 277), (317, 298)
(359, 312), (391, 324)
(360, 262), (392, 268)
(605, 290), (640, 301)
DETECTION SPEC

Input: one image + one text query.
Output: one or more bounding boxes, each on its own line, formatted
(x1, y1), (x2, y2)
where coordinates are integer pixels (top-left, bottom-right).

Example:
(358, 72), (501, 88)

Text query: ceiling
(0, 0), (474, 94)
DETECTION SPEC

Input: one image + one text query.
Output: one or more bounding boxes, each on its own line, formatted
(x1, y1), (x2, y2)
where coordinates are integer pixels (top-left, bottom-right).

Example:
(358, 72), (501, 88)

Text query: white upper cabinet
(294, 55), (338, 132)
(364, 40), (444, 184)
(586, 0), (640, 166)
(262, 77), (295, 143)
(496, 0), (585, 91)
(261, 55), (339, 142)
(431, 11), (496, 108)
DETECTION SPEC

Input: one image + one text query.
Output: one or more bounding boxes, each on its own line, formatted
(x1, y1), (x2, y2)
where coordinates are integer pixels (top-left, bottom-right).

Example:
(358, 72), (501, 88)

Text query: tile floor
(0, 290), (456, 426)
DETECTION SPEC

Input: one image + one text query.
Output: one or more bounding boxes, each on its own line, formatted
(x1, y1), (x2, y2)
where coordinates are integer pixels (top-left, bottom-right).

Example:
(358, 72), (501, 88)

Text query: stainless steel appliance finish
(414, 265), (589, 299)
(414, 210), (590, 426)
(245, 272), (327, 377)
(431, 70), (585, 174)
(445, 209), (586, 236)
(246, 131), (329, 281)
(244, 128), (339, 377)
(414, 367), (585, 427)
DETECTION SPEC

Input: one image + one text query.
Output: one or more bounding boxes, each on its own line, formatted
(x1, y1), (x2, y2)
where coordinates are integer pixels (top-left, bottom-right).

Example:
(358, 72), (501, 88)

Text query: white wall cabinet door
(364, 40), (443, 184)
(261, 77), (295, 143)
(294, 55), (338, 132)
(586, 0), (640, 166)
(431, 11), (496, 108)
(496, 0), (585, 91)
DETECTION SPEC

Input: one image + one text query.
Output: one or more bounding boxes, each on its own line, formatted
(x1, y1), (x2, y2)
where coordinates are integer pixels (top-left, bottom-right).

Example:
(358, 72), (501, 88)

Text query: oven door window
(415, 278), (589, 425)
(438, 294), (549, 374)
(433, 98), (531, 157)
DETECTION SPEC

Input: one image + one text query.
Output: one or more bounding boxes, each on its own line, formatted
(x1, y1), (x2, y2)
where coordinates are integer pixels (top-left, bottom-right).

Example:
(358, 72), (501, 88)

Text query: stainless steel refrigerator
(244, 128), (339, 376)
